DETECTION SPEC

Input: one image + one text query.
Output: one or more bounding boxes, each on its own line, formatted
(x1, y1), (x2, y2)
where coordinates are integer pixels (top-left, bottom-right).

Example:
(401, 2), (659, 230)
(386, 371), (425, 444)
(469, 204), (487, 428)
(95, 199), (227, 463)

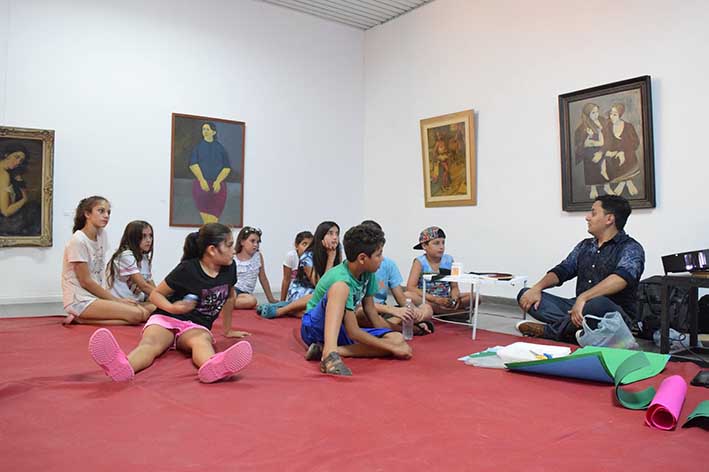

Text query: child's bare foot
(225, 330), (251, 338)
(413, 321), (434, 336)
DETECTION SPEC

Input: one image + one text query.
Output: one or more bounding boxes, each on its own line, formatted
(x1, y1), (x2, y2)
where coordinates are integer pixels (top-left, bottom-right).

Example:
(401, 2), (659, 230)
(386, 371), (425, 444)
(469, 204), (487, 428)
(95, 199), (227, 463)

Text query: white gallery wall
(2, 0), (708, 306)
(0, 0), (365, 303)
(362, 0), (709, 298)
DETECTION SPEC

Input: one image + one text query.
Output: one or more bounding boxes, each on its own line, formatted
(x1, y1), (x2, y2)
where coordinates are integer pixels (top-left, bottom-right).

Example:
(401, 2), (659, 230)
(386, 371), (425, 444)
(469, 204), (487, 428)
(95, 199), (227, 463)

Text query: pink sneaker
(88, 328), (134, 382)
(198, 341), (252, 383)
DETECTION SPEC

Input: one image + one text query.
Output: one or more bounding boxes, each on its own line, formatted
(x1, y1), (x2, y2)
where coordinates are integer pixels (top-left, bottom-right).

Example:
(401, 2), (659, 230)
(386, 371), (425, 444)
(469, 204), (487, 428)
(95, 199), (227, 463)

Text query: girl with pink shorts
(87, 223), (252, 383)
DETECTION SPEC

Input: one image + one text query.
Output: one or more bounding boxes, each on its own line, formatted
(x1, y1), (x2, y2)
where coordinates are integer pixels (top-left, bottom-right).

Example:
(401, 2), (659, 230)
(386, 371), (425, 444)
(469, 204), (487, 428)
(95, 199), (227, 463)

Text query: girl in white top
(107, 220), (156, 303)
(61, 196), (153, 325)
(280, 230), (313, 301)
(233, 226), (277, 309)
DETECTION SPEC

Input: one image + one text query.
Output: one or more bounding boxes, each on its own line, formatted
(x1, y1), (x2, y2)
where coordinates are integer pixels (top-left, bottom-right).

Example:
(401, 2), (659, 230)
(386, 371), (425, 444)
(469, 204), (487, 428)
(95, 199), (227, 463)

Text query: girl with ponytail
(87, 223), (253, 384)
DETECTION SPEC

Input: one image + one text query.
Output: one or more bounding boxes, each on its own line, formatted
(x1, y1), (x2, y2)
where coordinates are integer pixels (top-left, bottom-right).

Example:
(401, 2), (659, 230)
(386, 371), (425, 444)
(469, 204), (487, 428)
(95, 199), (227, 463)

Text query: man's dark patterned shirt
(548, 231), (645, 318)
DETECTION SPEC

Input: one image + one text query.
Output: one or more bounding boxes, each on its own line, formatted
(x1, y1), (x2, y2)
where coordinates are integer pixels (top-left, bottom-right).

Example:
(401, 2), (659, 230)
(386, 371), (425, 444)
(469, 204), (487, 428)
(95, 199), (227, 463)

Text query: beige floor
(3, 297), (703, 355)
(0, 296), (523, 335)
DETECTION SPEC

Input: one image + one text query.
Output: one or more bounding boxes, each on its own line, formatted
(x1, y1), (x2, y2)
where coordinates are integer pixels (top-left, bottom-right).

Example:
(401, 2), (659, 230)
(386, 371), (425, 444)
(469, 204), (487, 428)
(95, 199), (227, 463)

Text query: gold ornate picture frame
(420, 110), (477, 207)
(0, 126), (54, 247)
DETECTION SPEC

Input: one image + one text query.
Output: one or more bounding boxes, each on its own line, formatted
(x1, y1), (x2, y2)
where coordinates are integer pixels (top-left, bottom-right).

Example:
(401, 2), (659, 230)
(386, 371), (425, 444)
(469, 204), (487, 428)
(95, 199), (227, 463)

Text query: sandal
(413, 320), (435, 336)
(259, 301), (287, 319)
(319, 351), (352, 376)
(304, 342), (323, 361)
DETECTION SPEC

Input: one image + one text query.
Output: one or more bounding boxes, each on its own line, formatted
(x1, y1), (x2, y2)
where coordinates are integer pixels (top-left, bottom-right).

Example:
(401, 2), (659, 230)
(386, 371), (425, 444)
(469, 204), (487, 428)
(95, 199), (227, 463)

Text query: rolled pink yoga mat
(645, 375), (687, 430)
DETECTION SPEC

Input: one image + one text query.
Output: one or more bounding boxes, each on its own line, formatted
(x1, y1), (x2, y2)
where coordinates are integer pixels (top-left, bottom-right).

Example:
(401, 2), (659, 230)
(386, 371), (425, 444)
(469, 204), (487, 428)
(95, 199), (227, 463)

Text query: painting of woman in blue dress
(189, 122), (232, 224)
(170, 114), (245, 227)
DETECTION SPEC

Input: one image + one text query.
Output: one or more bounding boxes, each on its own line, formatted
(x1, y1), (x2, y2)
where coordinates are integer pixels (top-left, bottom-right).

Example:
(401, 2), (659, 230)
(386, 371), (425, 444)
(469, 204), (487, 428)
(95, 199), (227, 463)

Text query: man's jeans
(516, 288), (630, 341)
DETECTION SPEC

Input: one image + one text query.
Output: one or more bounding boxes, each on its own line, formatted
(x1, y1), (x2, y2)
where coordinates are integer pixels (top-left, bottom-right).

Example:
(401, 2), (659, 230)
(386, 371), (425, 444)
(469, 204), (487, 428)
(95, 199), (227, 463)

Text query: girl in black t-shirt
(87, 223), (253, 383)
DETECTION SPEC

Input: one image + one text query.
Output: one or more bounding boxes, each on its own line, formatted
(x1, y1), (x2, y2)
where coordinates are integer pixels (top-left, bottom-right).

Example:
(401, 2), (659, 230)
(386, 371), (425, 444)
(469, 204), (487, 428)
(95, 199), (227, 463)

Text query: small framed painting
(0, 126), (54, 247)
(420, 109), (477, 207)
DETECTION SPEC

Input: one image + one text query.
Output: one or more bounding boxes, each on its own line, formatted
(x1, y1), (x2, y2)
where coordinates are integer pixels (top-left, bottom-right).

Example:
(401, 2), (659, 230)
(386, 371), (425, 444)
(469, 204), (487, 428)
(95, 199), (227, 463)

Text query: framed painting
(0, 126), (54, 247)
(420, 110), (476, 207)
(559, 76), (655, 211)
(170, 113), (246, 227)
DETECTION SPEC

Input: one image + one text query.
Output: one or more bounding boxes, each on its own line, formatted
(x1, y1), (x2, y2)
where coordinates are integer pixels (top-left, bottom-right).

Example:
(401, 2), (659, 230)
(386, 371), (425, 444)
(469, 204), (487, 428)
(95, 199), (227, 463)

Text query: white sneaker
(575, 329), (584, 345)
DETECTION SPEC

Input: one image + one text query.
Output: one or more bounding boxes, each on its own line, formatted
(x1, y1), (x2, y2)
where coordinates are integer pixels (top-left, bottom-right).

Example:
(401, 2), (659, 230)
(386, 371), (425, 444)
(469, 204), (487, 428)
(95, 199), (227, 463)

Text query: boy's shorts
(300, 294), (392, 346)
(144, 314), (214, 350)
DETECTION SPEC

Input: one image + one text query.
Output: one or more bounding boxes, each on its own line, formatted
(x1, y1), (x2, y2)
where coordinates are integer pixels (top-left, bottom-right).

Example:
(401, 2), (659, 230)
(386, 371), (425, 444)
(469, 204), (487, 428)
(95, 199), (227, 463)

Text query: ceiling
(257, 0), (433, 30)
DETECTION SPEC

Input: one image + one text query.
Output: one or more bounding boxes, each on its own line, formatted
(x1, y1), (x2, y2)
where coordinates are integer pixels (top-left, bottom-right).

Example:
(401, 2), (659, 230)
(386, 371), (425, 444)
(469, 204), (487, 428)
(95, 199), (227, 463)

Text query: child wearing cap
(405, 226), (471, 314)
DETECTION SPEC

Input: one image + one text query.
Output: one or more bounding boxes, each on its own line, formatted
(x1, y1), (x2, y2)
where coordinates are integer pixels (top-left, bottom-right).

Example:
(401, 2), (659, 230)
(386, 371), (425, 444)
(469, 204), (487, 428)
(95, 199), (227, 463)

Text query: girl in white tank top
(233, 226), (277, 309)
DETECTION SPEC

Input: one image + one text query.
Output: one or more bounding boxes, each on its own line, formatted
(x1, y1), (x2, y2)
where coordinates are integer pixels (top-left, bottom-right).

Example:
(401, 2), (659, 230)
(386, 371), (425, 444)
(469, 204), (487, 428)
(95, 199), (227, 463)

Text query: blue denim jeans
(516, 288), (630, 341)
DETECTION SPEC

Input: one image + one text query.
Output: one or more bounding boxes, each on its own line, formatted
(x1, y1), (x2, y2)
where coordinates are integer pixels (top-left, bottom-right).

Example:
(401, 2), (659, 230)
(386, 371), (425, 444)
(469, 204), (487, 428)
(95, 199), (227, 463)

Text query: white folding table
(422, 273), (528, 339)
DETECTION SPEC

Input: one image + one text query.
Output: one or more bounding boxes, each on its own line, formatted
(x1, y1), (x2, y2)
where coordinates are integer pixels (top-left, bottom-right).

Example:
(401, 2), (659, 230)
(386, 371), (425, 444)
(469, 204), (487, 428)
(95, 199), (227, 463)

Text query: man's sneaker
(515, 320), (546, 338)
(575, 329), (584, 345)
(304, 342), (323, 361)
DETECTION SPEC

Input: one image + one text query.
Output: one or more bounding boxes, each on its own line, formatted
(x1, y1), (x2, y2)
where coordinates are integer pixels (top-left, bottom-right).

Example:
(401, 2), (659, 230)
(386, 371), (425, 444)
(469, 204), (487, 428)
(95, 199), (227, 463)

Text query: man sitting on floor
(516, 195), (645, 342)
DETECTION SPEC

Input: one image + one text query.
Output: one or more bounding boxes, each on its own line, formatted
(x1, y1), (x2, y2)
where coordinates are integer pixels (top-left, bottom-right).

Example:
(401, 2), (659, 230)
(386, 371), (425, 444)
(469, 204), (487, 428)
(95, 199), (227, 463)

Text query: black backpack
(635, 276), (690, 339)
(699, 294), (709, 334)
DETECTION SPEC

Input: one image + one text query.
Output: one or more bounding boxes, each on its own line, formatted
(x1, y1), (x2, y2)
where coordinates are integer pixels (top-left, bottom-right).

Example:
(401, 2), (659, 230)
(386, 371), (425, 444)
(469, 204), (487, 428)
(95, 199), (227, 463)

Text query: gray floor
(0, 295), (526, 336)
(0, 296), (524, 336)
(2, 296), (701, 356)
(0, 302), (66, 318)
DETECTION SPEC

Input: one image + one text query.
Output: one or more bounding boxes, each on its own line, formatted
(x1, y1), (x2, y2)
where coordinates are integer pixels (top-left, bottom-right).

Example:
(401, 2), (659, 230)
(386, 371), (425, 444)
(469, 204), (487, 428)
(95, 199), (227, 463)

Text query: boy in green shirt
(300, 224), (413, 376)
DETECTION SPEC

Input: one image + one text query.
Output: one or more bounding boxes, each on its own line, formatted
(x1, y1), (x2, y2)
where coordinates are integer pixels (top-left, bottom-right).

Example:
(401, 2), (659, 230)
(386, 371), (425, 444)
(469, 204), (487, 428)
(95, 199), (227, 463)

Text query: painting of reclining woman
(560, 76), (655, 211)
(0, 127), (54, 247)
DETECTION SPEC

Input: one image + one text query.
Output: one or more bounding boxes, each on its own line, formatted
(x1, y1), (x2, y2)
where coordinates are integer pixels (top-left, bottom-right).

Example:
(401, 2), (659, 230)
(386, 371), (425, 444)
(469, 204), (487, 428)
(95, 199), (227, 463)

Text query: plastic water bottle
(402, 298), (414, 341)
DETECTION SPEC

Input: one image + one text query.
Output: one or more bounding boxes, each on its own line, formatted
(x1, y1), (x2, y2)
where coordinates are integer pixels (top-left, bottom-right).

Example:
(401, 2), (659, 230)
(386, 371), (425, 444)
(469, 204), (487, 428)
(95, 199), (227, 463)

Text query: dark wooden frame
(559, 76), (655, 211)
(0, 126), (54, 247)
(169, 113), (246, 228)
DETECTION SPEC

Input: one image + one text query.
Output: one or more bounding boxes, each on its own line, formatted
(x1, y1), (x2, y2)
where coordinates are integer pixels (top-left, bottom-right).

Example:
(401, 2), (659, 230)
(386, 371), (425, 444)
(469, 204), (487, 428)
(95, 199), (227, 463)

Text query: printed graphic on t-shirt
(351, 278), (371, 307)
(196, 284), (230, 320)
(90, 243), (106, 285)
(377, 279), (386, 292)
